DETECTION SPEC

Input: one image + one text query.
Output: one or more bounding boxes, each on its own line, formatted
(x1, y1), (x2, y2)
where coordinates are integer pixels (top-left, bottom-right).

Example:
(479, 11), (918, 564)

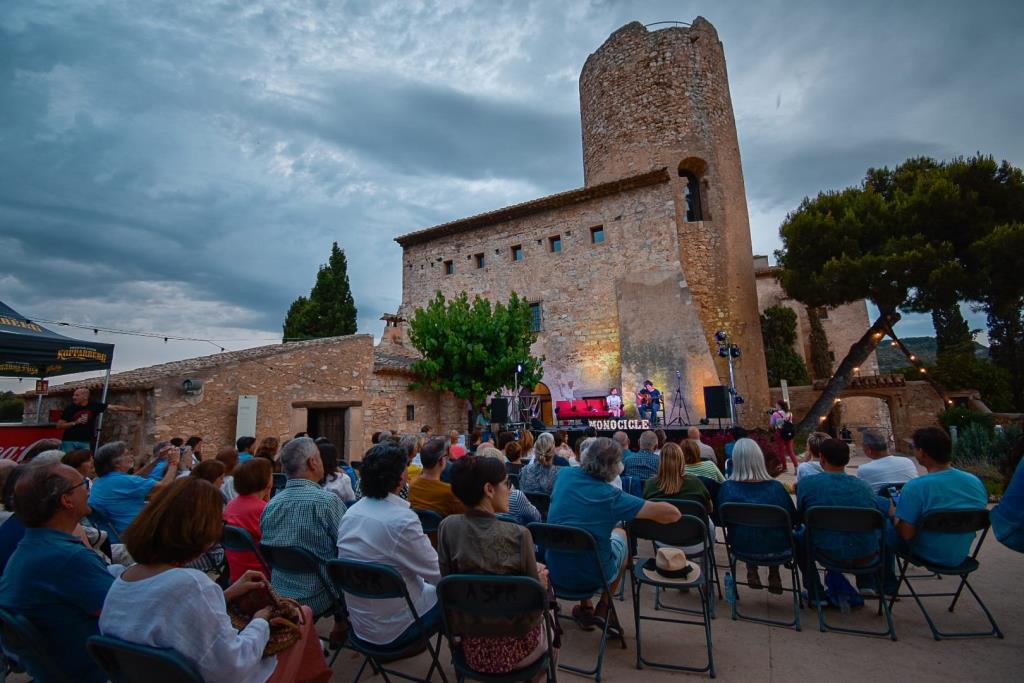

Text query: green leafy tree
(0, 391), (23, 422)
(283, 243), (358, 340)
(760, 306), (810, 387)
(806, 306), (833, 380)
(408, 291), (543, 410)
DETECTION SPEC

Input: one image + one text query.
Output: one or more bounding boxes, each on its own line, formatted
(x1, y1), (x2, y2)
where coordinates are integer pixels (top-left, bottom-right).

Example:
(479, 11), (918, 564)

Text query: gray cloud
(1, 0), (1020, 387)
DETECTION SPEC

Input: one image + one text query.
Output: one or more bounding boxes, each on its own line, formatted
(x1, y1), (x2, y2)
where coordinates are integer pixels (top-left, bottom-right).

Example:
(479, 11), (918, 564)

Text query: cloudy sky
(2, 0), (1021, 390)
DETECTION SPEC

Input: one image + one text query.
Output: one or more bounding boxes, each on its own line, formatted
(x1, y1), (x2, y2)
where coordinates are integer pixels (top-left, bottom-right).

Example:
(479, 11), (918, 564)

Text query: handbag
(227, 584), (304, 656)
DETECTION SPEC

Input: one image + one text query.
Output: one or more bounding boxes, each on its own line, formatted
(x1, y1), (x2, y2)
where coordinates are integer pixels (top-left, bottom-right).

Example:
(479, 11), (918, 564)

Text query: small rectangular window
(406, 404), (415, 421)
(590, 225), (605, 244)
(529, 302), (542, 332)
(474, 253), (485, 268)
(817, 306), (829, 320)
(549, 236), (561, 253)
(444, 260), (454, 275)
(511, 244), (524, 261)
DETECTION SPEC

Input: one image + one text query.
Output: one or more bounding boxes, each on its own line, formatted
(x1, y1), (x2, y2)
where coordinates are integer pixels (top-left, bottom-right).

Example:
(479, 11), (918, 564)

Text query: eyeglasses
(67, 478), (91, 493)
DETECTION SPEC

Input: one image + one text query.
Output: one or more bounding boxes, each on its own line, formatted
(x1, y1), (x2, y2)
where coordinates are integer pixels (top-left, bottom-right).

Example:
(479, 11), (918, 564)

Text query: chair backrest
(619, 475), (645, 497)
(260, 543), (321, 574)
(495, 512), (521, 524)
(628, 513), (709, 551)
(0, 607), (70, 682)
(327, 558), (409, 600)
(87, 505), (122, 543)
(719, 503), (795, 557)
(87, 635), (203, 683)
(221, 524), (272, 575)
(438, 574), (547, 639)
(413, 508), (443, 535)
(805, 506), (884, 534)
(919, 508), (989, 534)
(528, 522), (609, 593)
(271, 473), (287, 497)
(524, 492), (550, 519)
(651, 498), (712, 545)
(507, 472), (520, 489)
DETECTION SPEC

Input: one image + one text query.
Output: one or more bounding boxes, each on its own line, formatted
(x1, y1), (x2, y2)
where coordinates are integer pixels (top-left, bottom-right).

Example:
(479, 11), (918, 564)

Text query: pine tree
(282, 243), (358, 340)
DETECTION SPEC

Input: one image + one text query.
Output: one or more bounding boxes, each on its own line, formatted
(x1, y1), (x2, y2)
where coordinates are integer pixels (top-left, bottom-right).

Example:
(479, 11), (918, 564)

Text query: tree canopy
(408, 291), (543, 410)
(282, 242), (358, 340)
(760, 305), (810, 387)
(776, 154), (1024, 431)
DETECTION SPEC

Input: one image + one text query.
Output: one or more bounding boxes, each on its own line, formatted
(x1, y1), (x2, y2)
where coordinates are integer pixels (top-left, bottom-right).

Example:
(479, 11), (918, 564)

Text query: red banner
(0, 425), (64, 461)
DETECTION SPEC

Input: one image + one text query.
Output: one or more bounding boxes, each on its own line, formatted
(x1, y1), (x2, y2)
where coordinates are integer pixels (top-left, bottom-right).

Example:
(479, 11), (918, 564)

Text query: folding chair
(87, 635), (203, 683)
(495, 512), (521, 525)
(87, 504), (122, 544)
(627, 513), (715, 676)
(221, 524), (272, 577)
(326, 559), (449, 682)
(719, 503), (802, 630)
(414, 509), (443, 535)
(507, 473), (520, 490)
(890, 508), (1003, 640)
(528, 522), (626, 682)
(259, 544), (344, 622)
(804, 506), (896, 640)
(271, 473), (287, 497)
(524, 493), (550, 521)
(651, 498), (720, 616)
(0, 607), (71, 682)
(437, 574), (556, 683)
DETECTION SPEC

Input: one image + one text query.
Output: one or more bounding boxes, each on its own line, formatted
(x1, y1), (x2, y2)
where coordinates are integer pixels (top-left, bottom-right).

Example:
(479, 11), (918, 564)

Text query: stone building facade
(396, 18), (770, 426)
(31, 334), (462, 463)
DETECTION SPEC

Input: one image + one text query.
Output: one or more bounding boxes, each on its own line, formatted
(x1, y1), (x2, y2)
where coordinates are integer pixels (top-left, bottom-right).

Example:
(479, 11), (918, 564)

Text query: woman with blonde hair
(255, 436), (281, 473)
(518, 432), (561, 495)
(642, 442), (711, 508)
(518, 430), (536, 461)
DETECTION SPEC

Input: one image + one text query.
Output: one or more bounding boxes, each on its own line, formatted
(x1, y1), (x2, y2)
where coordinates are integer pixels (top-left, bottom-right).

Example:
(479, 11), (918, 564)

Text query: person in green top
(681, 440), (726, 483)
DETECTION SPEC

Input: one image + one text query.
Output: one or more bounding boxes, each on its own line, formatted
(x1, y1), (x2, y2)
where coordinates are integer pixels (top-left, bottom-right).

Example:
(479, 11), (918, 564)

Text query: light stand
(715, 331), (743, 424)
(666, 370), (691, 426)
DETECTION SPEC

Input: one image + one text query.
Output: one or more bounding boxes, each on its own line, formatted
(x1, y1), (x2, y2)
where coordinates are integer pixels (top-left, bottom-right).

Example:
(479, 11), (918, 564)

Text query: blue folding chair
(523, 493), (550, 521)
(627, 514), (715, 676)
(221, 524), (272, 577)
(271, 473), (287, 498)
(0, 607), (71, 682)
(438, 574), (556, 683)
(528, 522), (625, 682)
(259, 544), (344, 621)
(651, 498), (720, 616)
(326, 559), (448, 682)
(414, 509), (443, 535)
(87, 504), (122, 544)
(890, 508), (1003, 640)
(87, 635), (203, 683)
(719, 503), (802, 630)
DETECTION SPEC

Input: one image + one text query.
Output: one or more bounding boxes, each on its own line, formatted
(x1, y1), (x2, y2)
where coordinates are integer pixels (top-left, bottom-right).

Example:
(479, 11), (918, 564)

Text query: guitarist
(636, 380), (662, 426)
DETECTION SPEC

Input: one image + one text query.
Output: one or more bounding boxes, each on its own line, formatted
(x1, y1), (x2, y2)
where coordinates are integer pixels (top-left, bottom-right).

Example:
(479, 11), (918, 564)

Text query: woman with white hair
(517, 432), (561, 496)
(716, 438), (796, 594)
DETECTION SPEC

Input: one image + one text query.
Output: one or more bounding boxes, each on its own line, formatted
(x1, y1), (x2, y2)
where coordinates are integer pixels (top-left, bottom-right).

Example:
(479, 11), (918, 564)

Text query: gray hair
(729, 438), (771, 482)
(95, 441), (130, 477)
(638, 430), (658, 451)
(578, 437), (597, 461)
(861, 430), (888, 453)
(398, 433), (419, 458)
(534, 432), (555, 466)
(477, 446), (506, 462)
(152, 440), (172, 456)
(28, 450), (65, 467)
(611, 431), (629, 452)
(280, 437), (319, 478)
(581, 437), (623, 482)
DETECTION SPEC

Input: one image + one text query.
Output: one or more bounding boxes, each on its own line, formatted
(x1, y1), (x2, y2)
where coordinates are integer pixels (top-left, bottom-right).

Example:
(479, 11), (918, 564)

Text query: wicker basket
(227, 585), (302, 656)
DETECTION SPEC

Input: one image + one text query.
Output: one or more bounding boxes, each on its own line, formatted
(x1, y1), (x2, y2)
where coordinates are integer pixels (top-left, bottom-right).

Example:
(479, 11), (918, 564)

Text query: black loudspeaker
(530, 417), (547, 430)
(490, 398), (509, 424)
(703, 385), (731, 419)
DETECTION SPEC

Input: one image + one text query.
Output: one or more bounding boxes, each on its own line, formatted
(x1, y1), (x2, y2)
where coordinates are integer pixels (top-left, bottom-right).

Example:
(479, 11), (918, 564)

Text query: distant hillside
(876, 336), (990, 373)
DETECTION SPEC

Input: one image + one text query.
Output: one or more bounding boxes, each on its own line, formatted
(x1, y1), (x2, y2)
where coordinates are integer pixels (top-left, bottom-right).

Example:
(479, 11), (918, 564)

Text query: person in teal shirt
(892, 427), (988, 566)
(0, 463), (121, 683)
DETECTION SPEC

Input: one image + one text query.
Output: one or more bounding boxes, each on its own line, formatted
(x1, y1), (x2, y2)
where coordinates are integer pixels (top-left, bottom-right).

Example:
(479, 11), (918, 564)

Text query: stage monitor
(490, 398), (509, 424)
(703, 385), (731, 419)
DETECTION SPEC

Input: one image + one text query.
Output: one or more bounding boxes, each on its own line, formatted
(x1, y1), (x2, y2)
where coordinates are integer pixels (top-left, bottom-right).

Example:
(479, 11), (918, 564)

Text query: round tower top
(579, 17), (736, 186)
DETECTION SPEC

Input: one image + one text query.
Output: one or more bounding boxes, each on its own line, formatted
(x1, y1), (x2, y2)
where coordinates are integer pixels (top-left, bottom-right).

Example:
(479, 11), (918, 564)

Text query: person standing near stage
(56, 387), (139, 452)
(606, 388), (623, 417)
(636, 380), (662, 426)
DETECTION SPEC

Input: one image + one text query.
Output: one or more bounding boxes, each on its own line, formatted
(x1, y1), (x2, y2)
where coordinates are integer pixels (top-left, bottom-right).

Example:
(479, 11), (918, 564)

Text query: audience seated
(409, 437), (467, 517)
(622, 430), (660, 479)
(224, 458), (275, 582)
(504, 442), (525, 475)
(192, 459), (227, 489)
(643, 441), (713, 556)
(723, 426), (747, 477)
(318, 441), (356, 504)
(992, 436), (1024, 553)
(146, 440), (191, 480)
(554, 430), (577, 466)
(255, 436), (281, 473)
(0, 462), (118, 683)
(795, 432), (829, 486)
(0, 459), (18, 527)
(237, 436), (257, 464)
(0, 464), (29, 572)
(89, 441), (179, 534)
(796, 438), (894, 599)
(857, 430), (919, 493)
(100, 477), (329, 683)
(686, 427), (717, 462)
(438, 456), (553, 674)
(890, 427), (989, 566)
(477, 447), (541, 525)
(680, 439), (725, 483)
(261, 437), (347, 632)
(718, 438), (796, 594)
(448, 430), (468, 460)
(547, 437), (681, 630)
(337, 443), (442, 646)
(217, 447), (241, 502)
(519, 432), (562, 495)
(519, 431), (536, 462)
(61, 448), (96, 483)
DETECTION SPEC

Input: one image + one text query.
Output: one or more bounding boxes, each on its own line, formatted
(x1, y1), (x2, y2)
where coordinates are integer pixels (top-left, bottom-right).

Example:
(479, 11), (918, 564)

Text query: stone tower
(579, 18), (770, 421)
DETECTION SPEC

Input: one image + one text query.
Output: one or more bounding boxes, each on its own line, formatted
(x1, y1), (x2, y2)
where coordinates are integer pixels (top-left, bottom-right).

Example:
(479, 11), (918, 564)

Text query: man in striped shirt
(622, 430), (660, 479)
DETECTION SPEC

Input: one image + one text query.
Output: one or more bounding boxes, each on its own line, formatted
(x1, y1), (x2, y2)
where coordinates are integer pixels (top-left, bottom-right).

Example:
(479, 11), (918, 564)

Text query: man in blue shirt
(237, 436), (257, 463)
(0, 462), (121, 683)
(89, 441), (179, 533)
(892, 427), (988, 566)
(796, 438), (893, 599)
(546, 437), (680, 630)
(622, 430), (660, 479)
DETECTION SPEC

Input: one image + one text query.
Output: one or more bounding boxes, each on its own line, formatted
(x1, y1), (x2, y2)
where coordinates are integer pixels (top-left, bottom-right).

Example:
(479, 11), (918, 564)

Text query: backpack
(780, 418), (796, 441)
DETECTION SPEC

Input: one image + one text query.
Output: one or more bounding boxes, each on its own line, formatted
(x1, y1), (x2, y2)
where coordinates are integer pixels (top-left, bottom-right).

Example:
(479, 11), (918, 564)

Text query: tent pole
(35, 381), (44, 423)
(94, 367), (113, 444)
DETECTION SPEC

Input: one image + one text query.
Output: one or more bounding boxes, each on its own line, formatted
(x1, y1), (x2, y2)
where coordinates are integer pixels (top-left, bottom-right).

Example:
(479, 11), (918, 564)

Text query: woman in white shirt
(100, 477), (329, 683)
(318, 441), (355, 504)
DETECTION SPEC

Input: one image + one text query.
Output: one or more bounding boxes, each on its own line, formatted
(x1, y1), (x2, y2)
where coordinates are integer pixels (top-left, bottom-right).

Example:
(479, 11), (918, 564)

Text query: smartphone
(888, 486), (901, 505)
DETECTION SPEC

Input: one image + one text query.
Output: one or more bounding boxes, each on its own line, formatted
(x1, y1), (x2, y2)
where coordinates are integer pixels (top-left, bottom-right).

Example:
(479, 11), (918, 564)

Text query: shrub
(939, 407), (995, 436)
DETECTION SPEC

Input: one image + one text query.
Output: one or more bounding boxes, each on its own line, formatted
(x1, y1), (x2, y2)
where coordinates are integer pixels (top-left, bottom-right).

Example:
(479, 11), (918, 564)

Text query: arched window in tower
(681, 171), (703, 222)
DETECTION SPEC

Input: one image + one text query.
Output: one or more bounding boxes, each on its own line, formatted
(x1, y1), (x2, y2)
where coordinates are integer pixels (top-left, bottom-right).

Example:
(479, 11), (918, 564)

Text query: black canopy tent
(0, 300), (115, 423)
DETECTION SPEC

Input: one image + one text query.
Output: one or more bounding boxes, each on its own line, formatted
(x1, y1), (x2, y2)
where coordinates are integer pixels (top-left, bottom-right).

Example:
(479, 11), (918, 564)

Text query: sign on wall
(236, 395), (258, 440)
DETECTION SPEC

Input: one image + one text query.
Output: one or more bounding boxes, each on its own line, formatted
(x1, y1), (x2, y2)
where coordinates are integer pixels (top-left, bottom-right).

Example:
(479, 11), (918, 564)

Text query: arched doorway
(533, 382), (553, 426)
